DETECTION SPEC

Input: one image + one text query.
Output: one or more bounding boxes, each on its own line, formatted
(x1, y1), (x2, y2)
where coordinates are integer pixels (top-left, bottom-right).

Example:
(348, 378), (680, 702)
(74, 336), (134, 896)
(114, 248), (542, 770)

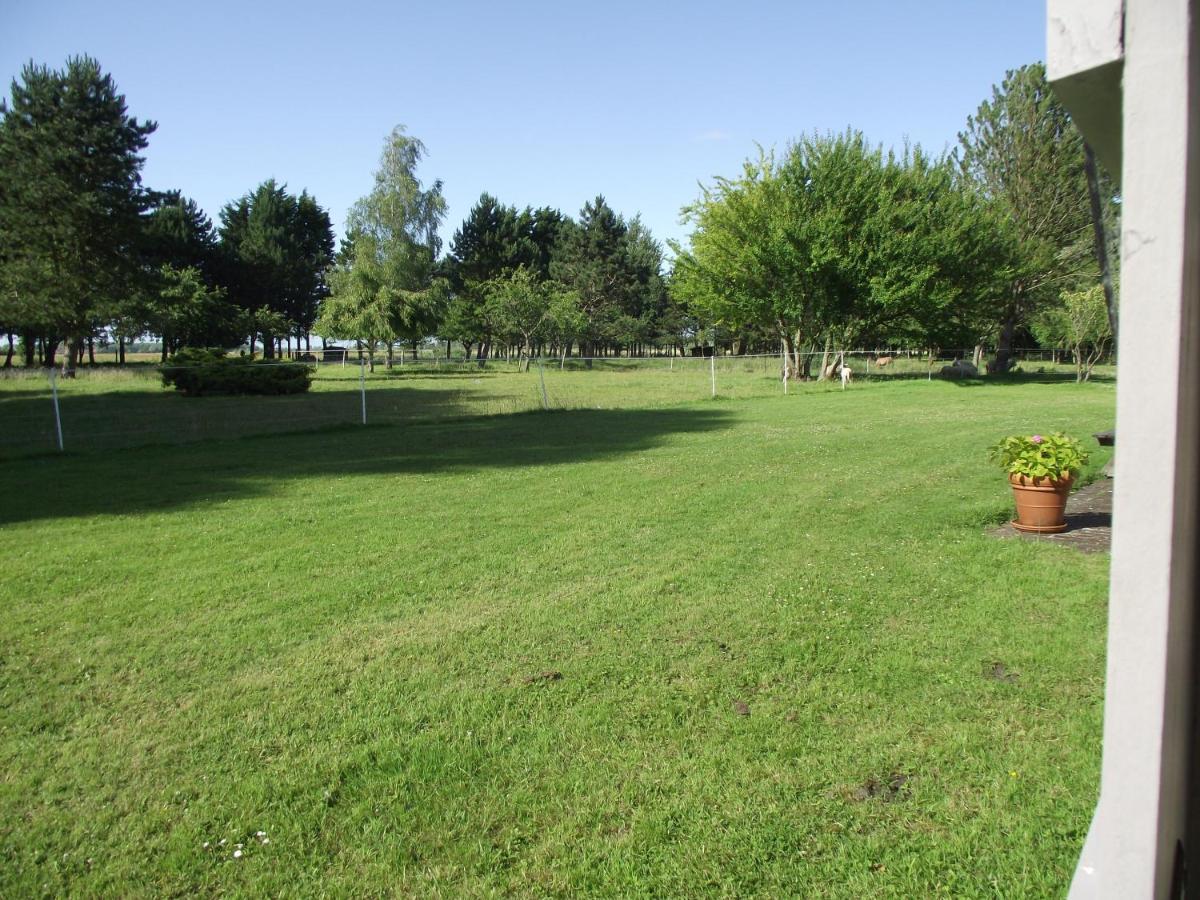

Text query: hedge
(160, 349), (313, 396)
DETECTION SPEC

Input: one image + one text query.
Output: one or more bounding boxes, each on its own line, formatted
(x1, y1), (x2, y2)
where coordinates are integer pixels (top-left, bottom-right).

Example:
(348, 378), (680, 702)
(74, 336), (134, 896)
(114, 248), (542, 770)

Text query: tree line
(0, 56), (1117, 379)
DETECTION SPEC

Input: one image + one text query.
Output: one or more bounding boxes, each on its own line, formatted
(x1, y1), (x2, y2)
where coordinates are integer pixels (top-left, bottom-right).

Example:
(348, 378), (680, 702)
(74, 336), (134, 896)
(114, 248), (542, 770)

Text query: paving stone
(991, 478), (1112, 553)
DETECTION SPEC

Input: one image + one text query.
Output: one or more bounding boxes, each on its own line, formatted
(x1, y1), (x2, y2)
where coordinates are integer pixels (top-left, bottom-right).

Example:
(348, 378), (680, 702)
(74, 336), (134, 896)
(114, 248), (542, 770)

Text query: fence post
(710, 351), (716, 398)
(49, 369), (64, 452)
(360, 357), (367, 425)
(536, 357), (549, 410)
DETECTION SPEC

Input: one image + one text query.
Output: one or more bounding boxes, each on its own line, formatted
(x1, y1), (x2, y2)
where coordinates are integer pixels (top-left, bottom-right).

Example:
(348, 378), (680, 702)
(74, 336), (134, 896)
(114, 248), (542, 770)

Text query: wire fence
(0, 349), (1111, 458)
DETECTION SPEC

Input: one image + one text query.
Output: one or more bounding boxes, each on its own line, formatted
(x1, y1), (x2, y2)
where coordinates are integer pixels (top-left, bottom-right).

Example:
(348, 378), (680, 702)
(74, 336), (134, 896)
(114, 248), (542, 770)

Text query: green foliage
(443, 195), (570, 352)
(143, 191), (218, 276)
(1033, 284), (1113, 382)
(989, 431), (1089, 481)
(218, 180), (333, 352)
(160, 348), (312, 396)
(143, 264), (239, 354)
(0, 55), (156, 358)
(551, 196), (664, 351)
(482, 266), (580, 361)
(957, 63), (1091, 365)
(674, 132), (1004, 372)
(319, 126), (446, 369)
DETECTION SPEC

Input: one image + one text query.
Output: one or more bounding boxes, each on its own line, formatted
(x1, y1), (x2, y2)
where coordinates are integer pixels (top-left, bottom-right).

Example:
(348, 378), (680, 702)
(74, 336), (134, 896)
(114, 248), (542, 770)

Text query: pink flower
(1030, 434), (1044, 443)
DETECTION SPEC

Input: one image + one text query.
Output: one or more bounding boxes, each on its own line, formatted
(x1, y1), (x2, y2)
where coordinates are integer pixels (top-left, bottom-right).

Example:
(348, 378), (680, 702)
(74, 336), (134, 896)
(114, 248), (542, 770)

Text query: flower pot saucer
(1011, 520), (1068, 534)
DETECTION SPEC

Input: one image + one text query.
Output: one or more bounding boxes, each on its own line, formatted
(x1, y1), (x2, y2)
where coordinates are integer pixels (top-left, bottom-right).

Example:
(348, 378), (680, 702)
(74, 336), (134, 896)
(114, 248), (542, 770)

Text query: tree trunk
(22, 332), (35, 367)
(118, 335), (126, 365)
(3, 333), (12, 368)
(87, 336), (95, 366)
(262, 332), (275, 359)
(988, 309), (1018, 374)
(61, 336), (81, 378)
(386, 343), (394, 369)
(781, 329), (798, 379)
(1084, 143), (1118, 346)
(817, 334), (833, 381)
(973, 344), (984, 370)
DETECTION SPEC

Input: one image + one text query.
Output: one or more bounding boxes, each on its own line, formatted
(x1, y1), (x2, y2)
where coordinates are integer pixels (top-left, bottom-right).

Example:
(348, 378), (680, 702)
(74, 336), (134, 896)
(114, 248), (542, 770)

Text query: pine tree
(218, 180), (332, 356)
(0, 55), (156, 373)
(957, 63), (1091, 372)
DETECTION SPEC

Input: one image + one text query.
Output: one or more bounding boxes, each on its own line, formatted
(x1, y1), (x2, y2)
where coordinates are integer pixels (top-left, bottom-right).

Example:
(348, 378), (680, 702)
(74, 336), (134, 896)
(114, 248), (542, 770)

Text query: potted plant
(989, 432), (1089, 533)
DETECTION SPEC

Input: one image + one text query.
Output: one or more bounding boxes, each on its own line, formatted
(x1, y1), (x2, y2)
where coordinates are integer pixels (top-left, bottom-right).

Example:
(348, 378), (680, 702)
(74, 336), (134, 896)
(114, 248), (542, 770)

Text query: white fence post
(49, 370), (64, 452)
(360, 358), (367, 425)
(536, 358), (549, 410)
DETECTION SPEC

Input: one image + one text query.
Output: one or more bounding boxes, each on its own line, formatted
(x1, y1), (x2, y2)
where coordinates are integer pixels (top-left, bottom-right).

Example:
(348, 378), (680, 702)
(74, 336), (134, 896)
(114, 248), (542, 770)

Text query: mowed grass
(0, 378), (1113, 896)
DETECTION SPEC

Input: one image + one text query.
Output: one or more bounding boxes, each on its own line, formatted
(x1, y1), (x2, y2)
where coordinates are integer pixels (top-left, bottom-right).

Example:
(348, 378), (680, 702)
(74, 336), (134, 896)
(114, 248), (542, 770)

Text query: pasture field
(0, 376), (1114, 896)
(0, 355), (1110, 458)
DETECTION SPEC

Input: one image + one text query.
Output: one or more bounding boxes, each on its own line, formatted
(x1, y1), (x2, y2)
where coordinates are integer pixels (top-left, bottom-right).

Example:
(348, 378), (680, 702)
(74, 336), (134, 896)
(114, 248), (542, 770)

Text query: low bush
(160, 348), (313, 396)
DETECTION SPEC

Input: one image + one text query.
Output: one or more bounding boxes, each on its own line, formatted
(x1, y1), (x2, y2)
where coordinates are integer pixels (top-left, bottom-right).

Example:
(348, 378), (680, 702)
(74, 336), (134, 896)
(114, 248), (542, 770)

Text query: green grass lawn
(0, 377), (1113, 896)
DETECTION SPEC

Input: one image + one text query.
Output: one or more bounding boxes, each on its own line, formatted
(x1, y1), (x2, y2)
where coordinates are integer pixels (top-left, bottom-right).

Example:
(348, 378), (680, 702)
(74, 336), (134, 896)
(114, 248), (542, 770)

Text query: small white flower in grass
(233, 849), (243, 859)
(255, 831), (266, 838)
(262, 839), (270, 845)
(218, 839), (226, 847)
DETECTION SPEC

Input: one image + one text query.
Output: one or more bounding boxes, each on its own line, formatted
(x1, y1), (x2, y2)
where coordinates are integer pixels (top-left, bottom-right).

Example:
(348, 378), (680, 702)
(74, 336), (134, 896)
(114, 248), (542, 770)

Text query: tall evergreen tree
(0, 55), (156, 373)
(218, 180), (333, 356)
(443, 194), (528, 359)
(551, 196), (637, 357)
(956, 63), (1091, 372)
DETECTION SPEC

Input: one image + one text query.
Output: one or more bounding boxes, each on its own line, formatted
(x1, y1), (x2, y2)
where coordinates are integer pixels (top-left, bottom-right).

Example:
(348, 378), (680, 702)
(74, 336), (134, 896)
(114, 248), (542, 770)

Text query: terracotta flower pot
(1009, 473), (1073, 533)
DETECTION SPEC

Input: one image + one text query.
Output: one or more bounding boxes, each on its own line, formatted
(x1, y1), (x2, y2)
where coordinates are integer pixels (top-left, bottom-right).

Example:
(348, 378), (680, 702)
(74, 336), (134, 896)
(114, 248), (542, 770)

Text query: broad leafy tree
(1033, 284), (1113, 382)
(674, 132), (1009, 376)
(482, 266), (579, 369)
(317, 126), (446, 369)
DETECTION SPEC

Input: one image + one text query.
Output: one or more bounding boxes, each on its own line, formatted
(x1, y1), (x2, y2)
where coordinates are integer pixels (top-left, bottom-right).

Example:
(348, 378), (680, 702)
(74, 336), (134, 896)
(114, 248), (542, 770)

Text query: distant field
(0, 377), (1114, 895)
(0, 355), (1113, 458)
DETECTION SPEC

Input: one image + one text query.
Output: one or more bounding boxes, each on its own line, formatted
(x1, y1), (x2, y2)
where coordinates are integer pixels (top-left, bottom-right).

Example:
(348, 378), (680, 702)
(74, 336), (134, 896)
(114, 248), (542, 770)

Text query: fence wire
(0, 349), (1109, 458)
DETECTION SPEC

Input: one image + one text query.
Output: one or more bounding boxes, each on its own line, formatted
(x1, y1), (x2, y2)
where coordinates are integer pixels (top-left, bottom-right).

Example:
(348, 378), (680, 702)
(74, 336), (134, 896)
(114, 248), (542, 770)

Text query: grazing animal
(939, 359), (979, 379)
(876, 356), (893, 367)
(840, 366), (852, 389)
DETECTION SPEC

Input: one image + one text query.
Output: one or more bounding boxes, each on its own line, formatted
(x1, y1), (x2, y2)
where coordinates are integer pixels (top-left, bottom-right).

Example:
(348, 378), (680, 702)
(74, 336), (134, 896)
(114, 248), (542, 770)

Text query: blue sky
(3, 0), (1045, 255)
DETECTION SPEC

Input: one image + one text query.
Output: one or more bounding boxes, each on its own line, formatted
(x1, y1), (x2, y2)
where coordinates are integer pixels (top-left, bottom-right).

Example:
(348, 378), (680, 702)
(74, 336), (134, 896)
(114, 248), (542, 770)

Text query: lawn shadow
(0, 406), (733, 525)
(855, 371), (1115, 387)
(943, 372), (1116, 387)
(0, 383), (507, 459)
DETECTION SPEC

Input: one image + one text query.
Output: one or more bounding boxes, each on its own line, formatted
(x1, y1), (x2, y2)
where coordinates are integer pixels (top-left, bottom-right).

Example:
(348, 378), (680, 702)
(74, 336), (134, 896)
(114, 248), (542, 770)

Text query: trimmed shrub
(161, 348), (313, 396)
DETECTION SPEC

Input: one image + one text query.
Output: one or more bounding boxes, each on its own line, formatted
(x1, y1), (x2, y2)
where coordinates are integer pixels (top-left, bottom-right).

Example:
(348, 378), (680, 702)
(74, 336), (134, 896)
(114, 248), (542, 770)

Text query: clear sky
(2, 0), (1045, 256)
